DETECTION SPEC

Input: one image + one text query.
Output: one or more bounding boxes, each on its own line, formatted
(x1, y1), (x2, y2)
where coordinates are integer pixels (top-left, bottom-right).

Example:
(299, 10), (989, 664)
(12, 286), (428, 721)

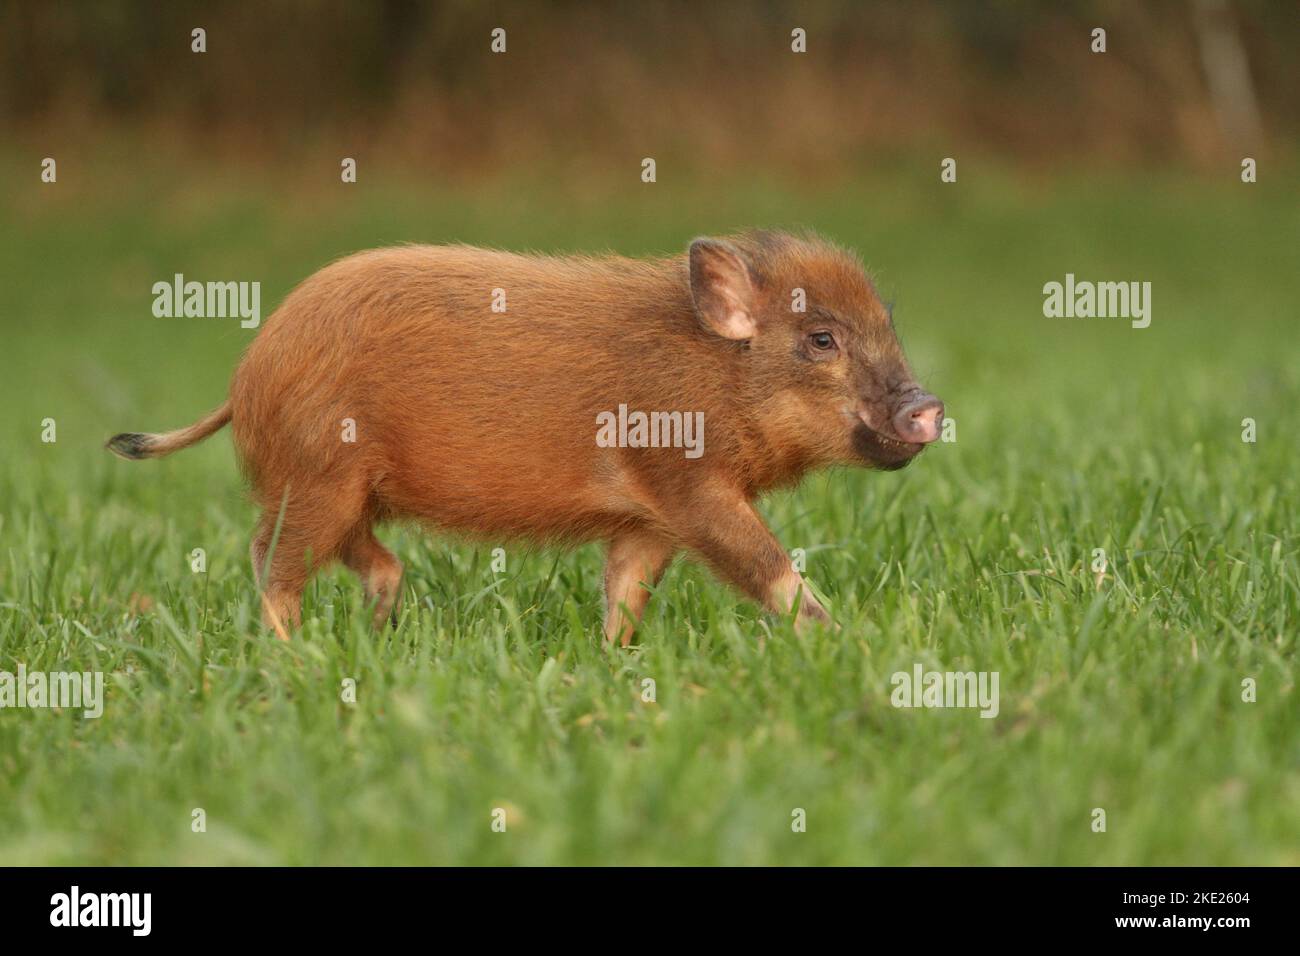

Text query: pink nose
(893, 393), (944, 443)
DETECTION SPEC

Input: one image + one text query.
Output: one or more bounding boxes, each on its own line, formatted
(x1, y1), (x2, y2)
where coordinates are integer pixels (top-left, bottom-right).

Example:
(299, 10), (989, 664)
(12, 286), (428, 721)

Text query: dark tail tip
(106, 433), (154, 460)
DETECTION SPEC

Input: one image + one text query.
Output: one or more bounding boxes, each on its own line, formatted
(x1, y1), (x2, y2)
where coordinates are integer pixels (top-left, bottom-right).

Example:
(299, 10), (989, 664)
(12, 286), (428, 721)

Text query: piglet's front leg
(658, 482), (832, 631)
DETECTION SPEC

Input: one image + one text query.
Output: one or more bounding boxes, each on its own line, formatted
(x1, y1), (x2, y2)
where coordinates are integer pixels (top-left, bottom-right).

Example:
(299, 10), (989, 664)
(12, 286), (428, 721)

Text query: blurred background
(4, 0), (1297, 174)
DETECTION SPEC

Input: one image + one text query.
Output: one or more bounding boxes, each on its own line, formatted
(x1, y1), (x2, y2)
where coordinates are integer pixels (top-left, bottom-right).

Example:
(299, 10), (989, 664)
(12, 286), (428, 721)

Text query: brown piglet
(108, 231), (944, 642)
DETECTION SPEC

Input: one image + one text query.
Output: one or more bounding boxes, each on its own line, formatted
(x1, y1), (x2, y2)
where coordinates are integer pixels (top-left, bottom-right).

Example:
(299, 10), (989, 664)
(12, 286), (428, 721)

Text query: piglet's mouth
(851, 419), (925, 470)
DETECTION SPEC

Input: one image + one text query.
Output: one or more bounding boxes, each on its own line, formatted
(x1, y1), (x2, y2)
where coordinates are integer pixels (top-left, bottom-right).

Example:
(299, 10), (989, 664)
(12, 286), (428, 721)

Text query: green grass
(1, 158), (1297, 864)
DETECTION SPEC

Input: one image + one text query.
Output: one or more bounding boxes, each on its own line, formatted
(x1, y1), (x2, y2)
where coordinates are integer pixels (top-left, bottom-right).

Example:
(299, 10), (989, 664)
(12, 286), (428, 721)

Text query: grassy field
(1, 157), (1297, 865)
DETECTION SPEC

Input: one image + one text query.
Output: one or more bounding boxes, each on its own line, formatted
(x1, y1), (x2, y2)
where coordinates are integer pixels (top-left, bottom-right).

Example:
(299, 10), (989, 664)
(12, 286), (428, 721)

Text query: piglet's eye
(809, 331), (836, 351)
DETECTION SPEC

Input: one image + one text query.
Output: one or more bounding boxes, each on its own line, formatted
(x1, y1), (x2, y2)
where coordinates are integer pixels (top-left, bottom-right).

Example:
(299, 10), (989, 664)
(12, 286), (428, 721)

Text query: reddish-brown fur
(108, 231), (943, 641)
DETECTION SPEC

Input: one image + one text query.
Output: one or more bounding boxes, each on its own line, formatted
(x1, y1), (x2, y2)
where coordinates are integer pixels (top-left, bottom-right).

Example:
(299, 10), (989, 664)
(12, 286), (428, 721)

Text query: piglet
(109, 231), (943, 641)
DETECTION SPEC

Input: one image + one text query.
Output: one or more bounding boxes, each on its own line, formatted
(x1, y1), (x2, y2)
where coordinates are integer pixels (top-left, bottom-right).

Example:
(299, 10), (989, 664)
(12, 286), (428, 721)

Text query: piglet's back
(228, 245), (713, 538)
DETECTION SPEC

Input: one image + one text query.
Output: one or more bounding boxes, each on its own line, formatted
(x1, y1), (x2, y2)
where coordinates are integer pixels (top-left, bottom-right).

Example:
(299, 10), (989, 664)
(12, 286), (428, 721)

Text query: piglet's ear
(688, 238), (758, 340)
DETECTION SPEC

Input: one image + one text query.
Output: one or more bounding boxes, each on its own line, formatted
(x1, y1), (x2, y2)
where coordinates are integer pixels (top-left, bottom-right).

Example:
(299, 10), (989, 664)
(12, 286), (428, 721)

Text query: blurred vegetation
(3, 0), (1296, 177)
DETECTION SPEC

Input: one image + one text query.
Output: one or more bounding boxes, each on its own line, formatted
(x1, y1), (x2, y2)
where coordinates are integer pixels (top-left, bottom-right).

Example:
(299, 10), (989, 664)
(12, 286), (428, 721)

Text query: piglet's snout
(892, 392), (945, 444)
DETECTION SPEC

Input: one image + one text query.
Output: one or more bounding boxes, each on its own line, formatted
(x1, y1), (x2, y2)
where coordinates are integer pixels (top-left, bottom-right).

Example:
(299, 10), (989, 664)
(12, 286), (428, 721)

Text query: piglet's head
(689, 232), (943, 471)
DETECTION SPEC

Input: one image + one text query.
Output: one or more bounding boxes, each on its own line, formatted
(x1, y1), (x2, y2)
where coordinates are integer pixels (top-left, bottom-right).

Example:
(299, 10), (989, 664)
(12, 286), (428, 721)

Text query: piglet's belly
(372, 438), (636, 541)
